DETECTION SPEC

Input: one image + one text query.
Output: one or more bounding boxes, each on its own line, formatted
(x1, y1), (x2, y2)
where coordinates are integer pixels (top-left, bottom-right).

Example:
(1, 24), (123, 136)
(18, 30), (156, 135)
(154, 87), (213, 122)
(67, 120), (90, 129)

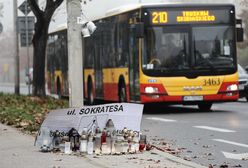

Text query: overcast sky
(0, 0), (240, 35)
(0, 0), (37, 36)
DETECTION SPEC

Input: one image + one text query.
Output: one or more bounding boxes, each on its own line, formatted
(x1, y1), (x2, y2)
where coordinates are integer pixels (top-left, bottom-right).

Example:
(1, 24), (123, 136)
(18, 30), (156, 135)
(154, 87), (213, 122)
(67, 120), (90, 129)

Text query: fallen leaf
(205, 153), (213, 156)
(219, 163), (229, 168)
(183, 157), (191, 161)
(12, 153), (18, 156)
(15, 118), (21, 122)
(150, 152), (158, 155)
(208, 158), (215, 161)
(161, 142), (167, 145)
(203, 145), (211, 148)
(20, 121), (29, 127)
(208, 164), (213, 168)
(155, 160), (160, 163)
(146, 143), (153, 151)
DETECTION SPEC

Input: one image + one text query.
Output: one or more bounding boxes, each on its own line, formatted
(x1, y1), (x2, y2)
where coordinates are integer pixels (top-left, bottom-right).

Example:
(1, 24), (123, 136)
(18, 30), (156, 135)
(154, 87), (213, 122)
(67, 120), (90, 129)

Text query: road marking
(213, 139), (248, 148)
(222, 151), (248, 160)
(146, 117), (177, 122)
(193, 126), (236, 133)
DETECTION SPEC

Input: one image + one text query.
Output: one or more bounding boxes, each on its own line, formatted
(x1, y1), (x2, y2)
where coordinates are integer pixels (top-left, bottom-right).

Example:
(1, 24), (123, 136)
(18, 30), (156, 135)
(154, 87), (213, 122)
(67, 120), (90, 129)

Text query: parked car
(238, 64), (248, 101)
(245, 65), (248, 73)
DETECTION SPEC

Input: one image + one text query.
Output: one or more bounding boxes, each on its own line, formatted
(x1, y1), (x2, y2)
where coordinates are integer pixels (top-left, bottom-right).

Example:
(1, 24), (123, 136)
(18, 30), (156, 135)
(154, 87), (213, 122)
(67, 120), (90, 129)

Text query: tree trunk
(28, 0), (64, 97)
(32, 19), (49, 97)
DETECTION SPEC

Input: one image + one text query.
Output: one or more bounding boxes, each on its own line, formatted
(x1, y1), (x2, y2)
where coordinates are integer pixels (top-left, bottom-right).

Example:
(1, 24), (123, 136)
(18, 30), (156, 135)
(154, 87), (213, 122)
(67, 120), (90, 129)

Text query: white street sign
(35, 103), (144, 148)
(77, 17), (86, 24)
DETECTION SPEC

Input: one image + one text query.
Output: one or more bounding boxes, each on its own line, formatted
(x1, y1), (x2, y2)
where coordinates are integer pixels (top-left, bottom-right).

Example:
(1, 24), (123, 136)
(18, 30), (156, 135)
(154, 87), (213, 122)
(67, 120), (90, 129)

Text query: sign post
(13, 0), (20, 95)
(18, 0), (34, 94)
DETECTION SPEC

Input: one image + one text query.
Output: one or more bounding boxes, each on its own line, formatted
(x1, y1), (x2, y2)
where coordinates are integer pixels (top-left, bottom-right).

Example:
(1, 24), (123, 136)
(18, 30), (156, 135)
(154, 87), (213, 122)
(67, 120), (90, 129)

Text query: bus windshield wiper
(196, 59), (216, 70)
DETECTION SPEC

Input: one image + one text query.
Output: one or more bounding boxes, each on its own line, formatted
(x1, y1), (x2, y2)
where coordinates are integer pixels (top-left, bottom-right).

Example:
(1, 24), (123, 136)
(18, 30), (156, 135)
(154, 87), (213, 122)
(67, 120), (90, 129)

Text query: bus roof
(49, 2), (234, 33)
(105, 3), (142, 17)
(105, 3), (172, 18)
(49, 23), (67, 34)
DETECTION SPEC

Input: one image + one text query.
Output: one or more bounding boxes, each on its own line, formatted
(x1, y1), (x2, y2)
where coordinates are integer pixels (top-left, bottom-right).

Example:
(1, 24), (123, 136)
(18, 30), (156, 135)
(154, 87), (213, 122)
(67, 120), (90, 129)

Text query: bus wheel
(198, 102), (212, 111)
(87, 79), (94, 105)
(118, 82), (127, 102)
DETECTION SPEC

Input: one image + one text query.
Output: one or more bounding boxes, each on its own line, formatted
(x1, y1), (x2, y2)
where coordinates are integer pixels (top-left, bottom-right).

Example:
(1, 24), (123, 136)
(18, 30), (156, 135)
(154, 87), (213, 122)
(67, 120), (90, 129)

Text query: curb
(85, 148), (207, 168)
(153, 148), (207, 168)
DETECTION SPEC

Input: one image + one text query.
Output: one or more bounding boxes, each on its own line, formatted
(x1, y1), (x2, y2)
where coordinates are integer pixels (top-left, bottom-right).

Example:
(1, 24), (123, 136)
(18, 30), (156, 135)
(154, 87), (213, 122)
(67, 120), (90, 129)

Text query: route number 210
(152, 11), (168, 24)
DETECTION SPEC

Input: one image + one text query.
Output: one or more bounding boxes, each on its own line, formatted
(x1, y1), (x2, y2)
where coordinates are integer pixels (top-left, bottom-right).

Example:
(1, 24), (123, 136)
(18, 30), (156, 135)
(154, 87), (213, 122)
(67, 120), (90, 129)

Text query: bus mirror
(236, 19), (244, 42)
(237, 28), (244, 42)
(135, 23), (144, 38)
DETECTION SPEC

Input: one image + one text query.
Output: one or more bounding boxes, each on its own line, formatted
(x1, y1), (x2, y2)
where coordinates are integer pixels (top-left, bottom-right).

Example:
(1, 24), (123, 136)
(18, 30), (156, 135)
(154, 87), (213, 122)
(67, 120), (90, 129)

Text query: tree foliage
(0, 2), (3, 17)
(28, 0), (64, 97)
(240, 0), (248, 7)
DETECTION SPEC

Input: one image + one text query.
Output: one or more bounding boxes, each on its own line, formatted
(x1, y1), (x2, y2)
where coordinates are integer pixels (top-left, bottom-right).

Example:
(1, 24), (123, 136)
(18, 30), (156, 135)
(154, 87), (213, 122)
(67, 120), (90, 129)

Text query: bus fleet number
(203, 78), (221, 86)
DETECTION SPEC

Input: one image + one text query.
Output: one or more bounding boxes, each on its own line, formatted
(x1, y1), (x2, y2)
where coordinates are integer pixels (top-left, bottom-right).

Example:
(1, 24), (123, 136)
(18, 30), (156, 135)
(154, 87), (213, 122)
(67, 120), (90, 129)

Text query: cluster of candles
(43, 119), (147, 155)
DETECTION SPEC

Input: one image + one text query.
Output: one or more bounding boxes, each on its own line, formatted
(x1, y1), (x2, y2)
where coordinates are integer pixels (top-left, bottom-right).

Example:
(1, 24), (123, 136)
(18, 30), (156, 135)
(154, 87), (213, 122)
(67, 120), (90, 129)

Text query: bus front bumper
(140, 91), (239, 104)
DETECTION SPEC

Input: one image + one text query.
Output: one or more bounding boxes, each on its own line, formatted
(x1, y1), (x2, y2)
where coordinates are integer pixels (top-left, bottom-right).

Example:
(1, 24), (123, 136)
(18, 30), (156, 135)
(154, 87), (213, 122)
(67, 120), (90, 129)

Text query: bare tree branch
(27, 0), (43, 18)
(45, 0), (64, 19)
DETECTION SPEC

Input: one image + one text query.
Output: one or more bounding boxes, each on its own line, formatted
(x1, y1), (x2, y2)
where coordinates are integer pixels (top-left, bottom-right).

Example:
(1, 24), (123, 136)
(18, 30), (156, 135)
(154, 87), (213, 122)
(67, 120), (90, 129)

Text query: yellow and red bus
(46, 3), (243, 110)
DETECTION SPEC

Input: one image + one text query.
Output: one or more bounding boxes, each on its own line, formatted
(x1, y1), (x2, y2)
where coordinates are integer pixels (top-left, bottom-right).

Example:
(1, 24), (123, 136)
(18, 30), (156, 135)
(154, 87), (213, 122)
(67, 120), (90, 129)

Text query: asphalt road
(141, 100), (248, 168)
(1, 83), (247, 167)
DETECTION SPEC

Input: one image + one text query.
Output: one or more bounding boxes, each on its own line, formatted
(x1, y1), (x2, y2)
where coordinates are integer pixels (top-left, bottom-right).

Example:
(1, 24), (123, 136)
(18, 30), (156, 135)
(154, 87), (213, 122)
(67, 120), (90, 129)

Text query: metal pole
(25, 0), (30, 95)
(67, 0), (84, 107)
(13, 0), (20, 95)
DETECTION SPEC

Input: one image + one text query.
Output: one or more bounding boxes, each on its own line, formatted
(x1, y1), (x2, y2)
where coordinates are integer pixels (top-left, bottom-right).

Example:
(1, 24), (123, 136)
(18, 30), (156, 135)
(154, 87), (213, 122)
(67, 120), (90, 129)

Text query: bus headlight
(227, 84), (238, 91)
(145, 87), (158, 93)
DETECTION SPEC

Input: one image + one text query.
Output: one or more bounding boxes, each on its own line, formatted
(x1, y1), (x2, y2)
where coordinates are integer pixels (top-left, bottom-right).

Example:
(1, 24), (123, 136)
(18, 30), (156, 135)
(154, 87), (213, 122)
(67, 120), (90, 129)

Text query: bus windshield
(193, 26), (234, 69)
(143, 25), (235, 72)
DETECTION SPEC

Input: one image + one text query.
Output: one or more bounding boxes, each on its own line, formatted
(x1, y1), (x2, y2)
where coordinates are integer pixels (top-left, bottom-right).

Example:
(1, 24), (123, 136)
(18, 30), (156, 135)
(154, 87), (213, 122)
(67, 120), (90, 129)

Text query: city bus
(46, 3), (243, 110)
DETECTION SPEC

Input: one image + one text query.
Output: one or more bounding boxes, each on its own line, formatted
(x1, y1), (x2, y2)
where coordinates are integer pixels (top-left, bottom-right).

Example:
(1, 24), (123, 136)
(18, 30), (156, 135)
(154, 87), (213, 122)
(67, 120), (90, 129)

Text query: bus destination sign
(147, 8), (233, 25)
(177, 10), (215, 22)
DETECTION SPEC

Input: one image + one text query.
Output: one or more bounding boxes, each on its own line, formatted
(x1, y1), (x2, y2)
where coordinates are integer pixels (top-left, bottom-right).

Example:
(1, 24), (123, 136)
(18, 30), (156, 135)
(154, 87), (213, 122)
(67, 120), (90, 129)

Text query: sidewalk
(0, 82), (27, 87)
(0, 123), (207, 168)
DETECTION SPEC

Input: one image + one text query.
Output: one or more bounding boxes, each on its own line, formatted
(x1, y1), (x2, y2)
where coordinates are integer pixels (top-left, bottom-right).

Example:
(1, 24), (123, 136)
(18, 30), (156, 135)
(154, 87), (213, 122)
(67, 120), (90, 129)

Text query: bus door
(129, 24), (140, 102)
